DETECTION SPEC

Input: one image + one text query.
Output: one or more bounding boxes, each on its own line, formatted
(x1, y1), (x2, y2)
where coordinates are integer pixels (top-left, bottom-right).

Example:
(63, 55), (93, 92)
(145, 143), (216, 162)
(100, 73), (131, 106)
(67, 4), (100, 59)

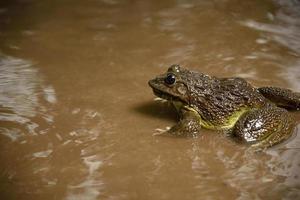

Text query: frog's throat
(172, 101), (249, 130)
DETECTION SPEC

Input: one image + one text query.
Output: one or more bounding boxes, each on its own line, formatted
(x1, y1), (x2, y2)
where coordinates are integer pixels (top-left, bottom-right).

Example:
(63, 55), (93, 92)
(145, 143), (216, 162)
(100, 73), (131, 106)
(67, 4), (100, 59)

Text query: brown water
(1, 0), (300, 199)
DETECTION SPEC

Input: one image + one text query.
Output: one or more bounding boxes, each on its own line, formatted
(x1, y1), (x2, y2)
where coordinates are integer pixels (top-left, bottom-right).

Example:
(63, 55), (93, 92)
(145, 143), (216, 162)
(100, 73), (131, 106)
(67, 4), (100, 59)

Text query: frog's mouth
(151, 87), (185, 104)
(152, 88), (174, 100)
(148, 78), (188, 104)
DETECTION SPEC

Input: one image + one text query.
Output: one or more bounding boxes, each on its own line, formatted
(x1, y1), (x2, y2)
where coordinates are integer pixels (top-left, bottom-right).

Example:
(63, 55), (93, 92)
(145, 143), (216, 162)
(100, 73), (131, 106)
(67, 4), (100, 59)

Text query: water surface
(1, 0), (300, 199)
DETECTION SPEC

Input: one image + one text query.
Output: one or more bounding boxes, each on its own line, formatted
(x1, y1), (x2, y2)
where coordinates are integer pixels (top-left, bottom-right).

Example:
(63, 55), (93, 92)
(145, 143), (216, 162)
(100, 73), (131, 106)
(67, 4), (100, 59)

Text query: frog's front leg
(233, 106), (295, 149)
(154, 109), (202, 137)
(169, 109), (202, 137)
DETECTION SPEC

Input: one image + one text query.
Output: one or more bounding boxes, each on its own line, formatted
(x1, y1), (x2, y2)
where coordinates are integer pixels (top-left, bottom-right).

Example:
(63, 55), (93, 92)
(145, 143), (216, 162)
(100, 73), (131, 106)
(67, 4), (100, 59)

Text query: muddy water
(0, 0), (300, 199)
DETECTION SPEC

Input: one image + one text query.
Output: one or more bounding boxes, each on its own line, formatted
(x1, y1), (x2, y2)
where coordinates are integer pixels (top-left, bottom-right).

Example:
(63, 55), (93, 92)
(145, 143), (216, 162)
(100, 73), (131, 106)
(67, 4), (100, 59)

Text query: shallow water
(0, 0), (300, 199)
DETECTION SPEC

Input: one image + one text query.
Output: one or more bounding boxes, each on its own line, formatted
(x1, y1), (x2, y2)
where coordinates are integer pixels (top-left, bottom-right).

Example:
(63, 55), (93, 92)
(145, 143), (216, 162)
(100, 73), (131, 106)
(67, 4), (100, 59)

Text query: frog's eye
(164, 73), (176, 85)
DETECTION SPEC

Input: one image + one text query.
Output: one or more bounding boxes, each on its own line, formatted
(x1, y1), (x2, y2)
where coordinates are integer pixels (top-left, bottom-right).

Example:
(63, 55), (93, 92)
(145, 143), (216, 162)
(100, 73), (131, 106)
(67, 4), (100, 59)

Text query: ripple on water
(242, 0), (300, 56)
(66, 155), (104, 200)
(280, 60), (300, 91)
(59, 108), (113, 200)
(32, 149), (53, 158)
(241, 0), (300, 93)
(0, 54), (56, 141)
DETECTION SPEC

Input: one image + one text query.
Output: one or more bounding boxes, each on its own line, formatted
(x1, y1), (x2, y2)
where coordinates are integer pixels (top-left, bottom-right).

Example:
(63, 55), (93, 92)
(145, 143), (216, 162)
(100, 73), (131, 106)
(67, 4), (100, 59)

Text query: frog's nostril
(148, 80), (154, 87)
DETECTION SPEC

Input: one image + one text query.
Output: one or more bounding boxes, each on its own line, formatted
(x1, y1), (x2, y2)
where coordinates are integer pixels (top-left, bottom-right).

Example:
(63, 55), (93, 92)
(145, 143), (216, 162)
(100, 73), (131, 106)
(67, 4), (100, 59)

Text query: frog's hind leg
(233, 106), (295, 149)
(258, 87), (300, 110)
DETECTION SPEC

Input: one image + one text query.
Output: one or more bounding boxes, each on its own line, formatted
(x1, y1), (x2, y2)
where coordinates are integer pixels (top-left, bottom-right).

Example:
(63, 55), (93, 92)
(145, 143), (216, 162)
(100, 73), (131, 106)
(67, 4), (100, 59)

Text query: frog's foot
(153, 110), (202, 137)
(153, 126), (171, 136)
(168, 119), (201, 137)
(167, 110), (202, 137)
(233, 106), (295, 149)
(153, 97), (168, 104)
(258, 87), (300, 110)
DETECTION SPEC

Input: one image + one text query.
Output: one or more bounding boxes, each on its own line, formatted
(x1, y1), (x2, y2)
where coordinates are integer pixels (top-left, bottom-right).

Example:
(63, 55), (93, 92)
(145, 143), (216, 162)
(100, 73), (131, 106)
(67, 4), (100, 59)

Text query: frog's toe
(152, 126), (171, 136)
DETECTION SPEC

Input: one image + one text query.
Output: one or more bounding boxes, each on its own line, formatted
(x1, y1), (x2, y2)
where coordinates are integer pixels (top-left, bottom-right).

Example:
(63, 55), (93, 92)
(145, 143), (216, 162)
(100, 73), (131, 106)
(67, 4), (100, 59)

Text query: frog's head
(148, 64), (212, 106)
(148, 64), (190, 104)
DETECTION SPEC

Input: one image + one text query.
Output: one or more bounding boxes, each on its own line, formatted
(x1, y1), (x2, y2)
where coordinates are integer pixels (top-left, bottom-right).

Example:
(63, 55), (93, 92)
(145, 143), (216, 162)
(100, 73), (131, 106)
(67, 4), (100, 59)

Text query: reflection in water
(64, 109), (108, 200)
(242, 0), (300, 90)
(0, 54), (107, 199)
(282, 62), (300, 91)
(32, 149), (53, 158)
(244, 0), (300, 55)
(266, 125), (300, 199)
(66, 155), (103, 200)
(0, 54), (56, 140)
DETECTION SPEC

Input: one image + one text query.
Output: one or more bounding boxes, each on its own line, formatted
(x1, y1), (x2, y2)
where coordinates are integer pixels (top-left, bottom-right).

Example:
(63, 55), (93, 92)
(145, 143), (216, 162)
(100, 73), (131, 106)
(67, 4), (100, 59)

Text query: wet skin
(148, 65), (300, 148)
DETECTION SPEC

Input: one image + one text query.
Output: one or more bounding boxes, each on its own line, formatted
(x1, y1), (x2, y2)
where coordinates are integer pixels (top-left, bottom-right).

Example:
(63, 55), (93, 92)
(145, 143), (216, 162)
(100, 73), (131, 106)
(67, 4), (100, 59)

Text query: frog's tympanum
(149, 65), (300, 148)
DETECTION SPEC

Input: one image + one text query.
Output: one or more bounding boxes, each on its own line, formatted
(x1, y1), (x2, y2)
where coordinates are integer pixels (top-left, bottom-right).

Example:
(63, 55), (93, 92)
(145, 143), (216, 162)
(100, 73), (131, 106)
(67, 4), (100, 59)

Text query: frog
(148, 64), (300, 148)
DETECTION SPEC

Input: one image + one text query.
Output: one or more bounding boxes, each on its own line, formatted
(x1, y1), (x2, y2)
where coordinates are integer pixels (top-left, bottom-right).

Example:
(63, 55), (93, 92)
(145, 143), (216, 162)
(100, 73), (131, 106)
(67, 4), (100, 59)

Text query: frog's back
(191, 77), (268, 129)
